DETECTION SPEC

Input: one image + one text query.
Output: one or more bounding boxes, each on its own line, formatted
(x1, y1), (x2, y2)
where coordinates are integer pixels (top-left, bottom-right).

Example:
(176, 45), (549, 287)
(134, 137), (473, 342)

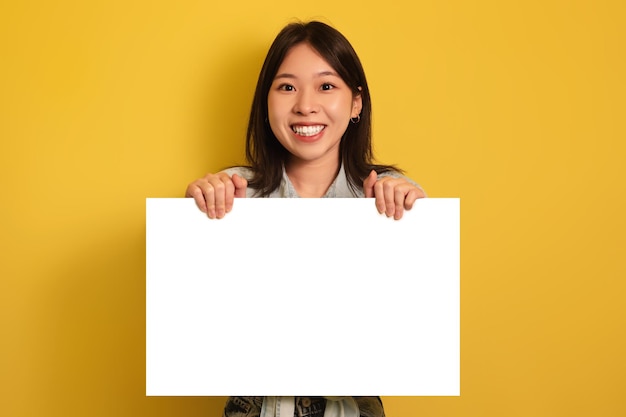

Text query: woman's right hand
(184, 172), (248, 219)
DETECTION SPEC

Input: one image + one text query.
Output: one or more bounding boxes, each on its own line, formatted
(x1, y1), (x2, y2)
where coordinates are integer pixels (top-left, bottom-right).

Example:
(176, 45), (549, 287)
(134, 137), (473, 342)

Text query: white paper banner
(146, 198), (459, 396)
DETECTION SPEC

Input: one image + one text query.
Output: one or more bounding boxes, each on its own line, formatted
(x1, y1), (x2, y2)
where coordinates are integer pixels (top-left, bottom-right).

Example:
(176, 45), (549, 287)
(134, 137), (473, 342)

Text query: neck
(285, 157), (341, 198)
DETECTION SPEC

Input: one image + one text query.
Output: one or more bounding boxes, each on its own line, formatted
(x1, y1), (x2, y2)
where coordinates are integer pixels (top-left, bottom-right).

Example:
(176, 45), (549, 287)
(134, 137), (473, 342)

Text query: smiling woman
(184, 20), (426, 417)
(186, 21), (425, 221)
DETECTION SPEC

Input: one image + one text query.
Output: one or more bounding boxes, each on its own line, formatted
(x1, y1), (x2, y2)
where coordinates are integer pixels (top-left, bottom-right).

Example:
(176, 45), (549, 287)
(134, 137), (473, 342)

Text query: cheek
(267, 95), (289, 122)
(266, 95), (276, 118)
(327, 95), (356, 119)
(266, 101), (286, 141)
(267, 111), (281, 131)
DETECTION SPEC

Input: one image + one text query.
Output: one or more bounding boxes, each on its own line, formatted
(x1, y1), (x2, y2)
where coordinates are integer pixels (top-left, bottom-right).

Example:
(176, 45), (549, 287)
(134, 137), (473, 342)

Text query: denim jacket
(223, 396), (385, 417)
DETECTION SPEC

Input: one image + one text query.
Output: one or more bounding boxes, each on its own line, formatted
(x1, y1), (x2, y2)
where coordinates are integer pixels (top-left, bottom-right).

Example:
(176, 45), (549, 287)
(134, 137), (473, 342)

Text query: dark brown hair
(244, 20), (400, 196)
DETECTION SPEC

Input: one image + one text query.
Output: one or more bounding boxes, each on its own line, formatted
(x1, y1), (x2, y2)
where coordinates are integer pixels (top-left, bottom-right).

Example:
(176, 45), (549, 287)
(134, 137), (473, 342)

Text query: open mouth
(291, 125), (325, 137)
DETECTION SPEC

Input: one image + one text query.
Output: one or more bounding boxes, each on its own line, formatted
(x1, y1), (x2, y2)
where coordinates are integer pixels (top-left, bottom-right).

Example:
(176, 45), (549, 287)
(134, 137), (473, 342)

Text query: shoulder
(377, 169), (412, 182)
(221, 166), (262, 198)
(222, 166), (254, 180)
(376, 170), (426, 196)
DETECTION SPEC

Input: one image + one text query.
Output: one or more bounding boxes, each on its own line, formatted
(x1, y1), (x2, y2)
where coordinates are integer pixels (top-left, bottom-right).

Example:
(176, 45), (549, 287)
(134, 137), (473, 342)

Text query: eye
(321, 83), (335, 91)
(278, 84), (295, 92)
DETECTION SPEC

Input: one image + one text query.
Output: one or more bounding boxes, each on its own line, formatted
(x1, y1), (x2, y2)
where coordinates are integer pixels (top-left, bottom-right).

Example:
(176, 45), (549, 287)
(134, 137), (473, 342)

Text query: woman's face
(267, 42), (362, 167)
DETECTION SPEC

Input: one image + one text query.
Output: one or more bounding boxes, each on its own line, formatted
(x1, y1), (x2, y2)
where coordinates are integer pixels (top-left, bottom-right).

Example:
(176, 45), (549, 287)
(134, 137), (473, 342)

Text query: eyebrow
(274, 70), (339, 80)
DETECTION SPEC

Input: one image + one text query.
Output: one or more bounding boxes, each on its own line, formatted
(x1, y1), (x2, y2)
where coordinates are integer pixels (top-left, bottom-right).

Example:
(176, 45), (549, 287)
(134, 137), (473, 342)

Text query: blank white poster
(146, 198), (459, 396)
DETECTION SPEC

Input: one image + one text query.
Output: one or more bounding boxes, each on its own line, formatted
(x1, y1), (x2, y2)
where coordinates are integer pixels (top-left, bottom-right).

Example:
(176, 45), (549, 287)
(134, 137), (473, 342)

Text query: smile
(291, 125), (325, 136)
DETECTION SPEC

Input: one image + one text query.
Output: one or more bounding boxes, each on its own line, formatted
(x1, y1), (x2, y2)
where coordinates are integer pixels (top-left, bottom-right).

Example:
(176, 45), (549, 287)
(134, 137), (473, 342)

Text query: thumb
(363, 169), (377, 198)
(232, 174), (248, 198)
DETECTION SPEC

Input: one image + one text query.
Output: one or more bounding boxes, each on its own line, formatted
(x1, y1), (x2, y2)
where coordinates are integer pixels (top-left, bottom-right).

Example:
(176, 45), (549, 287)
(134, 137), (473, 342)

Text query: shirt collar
(277, 163), (360, 198)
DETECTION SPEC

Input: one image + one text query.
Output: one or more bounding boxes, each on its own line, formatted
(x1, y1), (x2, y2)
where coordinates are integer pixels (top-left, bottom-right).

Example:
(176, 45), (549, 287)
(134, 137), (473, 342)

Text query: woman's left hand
(363, 170), (426, 220)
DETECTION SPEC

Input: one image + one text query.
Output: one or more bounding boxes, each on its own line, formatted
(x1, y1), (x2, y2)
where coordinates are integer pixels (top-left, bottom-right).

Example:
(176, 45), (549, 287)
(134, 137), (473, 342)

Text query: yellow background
(1, 0), (624, 416)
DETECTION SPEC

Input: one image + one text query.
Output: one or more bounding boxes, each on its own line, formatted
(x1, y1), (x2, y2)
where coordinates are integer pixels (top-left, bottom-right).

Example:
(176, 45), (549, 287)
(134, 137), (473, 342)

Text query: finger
(383, 179), (397, 218)
(223, 179), (237, 216)
(373, 178), (386, 215)
(403, 187), (426, 211)
(363, 170), (377, 198)
(232, 174), (248, 199)
(203, 183), (217, 219)
(186, 184), (208, 214)
(212, 174), (233, 219)
(394, 185), (408, 220)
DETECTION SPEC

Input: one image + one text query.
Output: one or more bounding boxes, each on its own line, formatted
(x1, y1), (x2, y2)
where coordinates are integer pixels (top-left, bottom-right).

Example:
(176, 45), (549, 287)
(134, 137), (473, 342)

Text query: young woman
(185, 20), (426, 417)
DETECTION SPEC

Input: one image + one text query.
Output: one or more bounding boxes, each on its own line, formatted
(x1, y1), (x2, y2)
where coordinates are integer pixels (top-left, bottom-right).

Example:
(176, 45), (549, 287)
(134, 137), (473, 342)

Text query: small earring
(350, 115), (360, 124)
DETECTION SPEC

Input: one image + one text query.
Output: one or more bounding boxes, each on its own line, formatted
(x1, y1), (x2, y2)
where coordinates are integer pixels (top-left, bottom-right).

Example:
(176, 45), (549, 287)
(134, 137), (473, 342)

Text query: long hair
(245, 21), (399, 196)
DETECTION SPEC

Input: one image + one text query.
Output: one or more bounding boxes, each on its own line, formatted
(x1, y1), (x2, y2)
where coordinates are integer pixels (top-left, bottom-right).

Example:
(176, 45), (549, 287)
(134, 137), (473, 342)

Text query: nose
(293, 88), (319, 115)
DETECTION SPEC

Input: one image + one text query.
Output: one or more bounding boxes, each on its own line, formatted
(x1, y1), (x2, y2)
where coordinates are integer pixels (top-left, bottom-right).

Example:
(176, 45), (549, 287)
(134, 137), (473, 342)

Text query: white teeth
(292, 125), (325, 136)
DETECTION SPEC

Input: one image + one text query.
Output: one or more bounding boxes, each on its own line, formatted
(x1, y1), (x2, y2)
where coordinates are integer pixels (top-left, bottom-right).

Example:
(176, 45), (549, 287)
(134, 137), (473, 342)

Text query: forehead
(276, 43), (335, 75)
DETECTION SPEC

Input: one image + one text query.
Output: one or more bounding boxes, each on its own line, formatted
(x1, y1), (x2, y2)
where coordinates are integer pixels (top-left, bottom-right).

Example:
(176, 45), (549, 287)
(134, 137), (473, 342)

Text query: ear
(352, 87), (363, 117)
